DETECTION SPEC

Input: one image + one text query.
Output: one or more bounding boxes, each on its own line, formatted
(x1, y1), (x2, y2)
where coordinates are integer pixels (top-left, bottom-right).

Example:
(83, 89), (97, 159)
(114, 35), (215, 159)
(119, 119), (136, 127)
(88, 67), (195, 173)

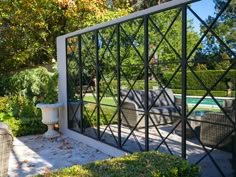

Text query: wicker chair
(200, 111), (235, 148)
(0, 122), (13, 177)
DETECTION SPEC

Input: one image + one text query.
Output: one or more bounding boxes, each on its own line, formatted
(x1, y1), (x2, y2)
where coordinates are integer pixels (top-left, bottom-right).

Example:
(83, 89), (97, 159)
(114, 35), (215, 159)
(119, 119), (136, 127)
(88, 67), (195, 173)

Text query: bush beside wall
(3, 117), (47, 137)
(0, 66), (57, 137)
(37, 151), (200, 177)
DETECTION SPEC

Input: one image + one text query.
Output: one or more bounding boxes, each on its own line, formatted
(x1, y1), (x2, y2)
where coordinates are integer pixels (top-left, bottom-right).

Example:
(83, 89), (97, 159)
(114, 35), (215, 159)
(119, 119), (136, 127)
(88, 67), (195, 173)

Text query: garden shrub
(0, 97), (8, 112)
(0, 95), (46, 137)
(164, 70), (236, 91)
(100, 79), (159, 96)
(6, 95), (41, 118)
(37, 151), (200, 177)
(99, 70), (235, 97)
(172, 89), (228, 97)
(1, 66), (57, 103)
(0, 66), (58, 136)
(3, 116), (47, 137)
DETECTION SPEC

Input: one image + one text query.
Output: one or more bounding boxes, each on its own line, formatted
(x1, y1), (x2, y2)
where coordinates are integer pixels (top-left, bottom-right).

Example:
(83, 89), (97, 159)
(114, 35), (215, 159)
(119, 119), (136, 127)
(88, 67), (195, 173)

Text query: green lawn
(83, 94), (221, 112)
(83, 95), (117, 106)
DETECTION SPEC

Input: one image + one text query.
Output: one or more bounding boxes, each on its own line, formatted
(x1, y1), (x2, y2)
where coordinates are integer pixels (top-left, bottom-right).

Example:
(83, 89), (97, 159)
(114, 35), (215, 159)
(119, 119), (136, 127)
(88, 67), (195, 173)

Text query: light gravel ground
(8, 134), (111, 177)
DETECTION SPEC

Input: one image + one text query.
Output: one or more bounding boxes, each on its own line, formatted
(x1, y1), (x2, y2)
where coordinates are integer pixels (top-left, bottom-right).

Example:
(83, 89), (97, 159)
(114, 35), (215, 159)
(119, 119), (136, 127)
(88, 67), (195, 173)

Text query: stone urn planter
(36, 102), (63, 138)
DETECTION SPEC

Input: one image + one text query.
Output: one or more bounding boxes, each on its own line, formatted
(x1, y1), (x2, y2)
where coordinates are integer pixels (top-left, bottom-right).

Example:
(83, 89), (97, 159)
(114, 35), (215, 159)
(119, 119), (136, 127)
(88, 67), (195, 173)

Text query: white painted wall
(57, 36), (68, 132)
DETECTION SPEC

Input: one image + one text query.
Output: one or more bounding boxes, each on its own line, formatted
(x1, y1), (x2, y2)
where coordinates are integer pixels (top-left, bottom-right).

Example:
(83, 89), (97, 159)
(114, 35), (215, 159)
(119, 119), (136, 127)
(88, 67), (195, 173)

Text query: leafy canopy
(0, 0), (131, 73)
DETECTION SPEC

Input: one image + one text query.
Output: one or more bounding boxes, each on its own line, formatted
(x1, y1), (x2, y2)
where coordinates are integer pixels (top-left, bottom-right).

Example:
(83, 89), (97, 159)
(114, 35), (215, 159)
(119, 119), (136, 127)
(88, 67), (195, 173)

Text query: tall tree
(0, 0), (130, 73)
(130, 0), (172, 10)
(194, 0), (235, 70)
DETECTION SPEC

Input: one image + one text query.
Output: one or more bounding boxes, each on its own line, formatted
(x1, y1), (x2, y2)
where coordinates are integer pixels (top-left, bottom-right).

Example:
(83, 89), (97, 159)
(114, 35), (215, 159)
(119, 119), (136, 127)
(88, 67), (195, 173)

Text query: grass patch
(36, 151), (200, 177)
(84, 94), (222, 112)
(84, 95), (116, 106)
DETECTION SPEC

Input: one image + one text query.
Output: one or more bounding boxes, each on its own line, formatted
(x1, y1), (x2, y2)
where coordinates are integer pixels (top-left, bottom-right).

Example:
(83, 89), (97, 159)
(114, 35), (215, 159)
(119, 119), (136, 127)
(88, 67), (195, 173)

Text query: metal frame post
(144, 15), (149, 151)
(95, 30), (100, 140)
(78, 35), (84, 133)
(181, 4), (187, 159)
(116, 24), (122, 148)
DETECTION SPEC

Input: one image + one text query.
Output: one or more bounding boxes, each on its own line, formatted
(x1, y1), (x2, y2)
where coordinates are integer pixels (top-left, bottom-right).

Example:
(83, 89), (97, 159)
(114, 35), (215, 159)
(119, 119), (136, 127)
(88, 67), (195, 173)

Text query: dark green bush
(5, 95), (41, 118)
(100, 80), (159, 96)
(164, 70), (236, 91)
(0, 95), (46, 137)
(36, 151), (200, 177)
(0, 97), (8, 112)
(3, 116), (47, 137)
(172, 89), (228, 97)
(99, 70), (235, 97)
(0, 66), (58, 137)
(0, 66), (57, 102)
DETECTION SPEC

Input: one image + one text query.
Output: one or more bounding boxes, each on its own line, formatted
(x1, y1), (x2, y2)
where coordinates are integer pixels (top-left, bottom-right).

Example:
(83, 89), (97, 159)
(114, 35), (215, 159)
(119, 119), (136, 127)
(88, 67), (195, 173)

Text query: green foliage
(193, 0), (236, 69)
(0, 97), (8, 112)
(99, 70), (235, 97)
(0, 0), (131, 73)
(163, 70), (236, 91)
(131, 0), (172, 10)
(172, 89), (227, 97)
(3, 116), (47, 137)
(100, 80), (158, 96)
(0, 95), (46, 136)
(1, 66), (58, 103)
(5, 95), (41, 118)
(36, 151), (200, 177)
(72, 7), (199, 82)
(0, 66), (59, 136)
(37, 71), (58, 104)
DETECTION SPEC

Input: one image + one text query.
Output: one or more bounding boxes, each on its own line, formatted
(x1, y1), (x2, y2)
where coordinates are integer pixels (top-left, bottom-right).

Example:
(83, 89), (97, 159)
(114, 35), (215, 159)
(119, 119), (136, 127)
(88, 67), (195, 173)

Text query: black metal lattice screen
(65, 0), (236, 176)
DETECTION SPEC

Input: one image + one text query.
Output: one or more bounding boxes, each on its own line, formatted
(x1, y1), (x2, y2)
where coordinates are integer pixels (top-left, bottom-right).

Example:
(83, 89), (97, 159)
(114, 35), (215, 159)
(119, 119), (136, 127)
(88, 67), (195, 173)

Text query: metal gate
(61, 0), (236, 176)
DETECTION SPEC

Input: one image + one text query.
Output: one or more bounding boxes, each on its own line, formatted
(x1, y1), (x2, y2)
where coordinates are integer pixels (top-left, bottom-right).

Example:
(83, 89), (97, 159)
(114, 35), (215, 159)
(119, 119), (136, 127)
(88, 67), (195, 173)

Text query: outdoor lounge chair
(120, 88), (182, 128)
(200, 110), (235, 148)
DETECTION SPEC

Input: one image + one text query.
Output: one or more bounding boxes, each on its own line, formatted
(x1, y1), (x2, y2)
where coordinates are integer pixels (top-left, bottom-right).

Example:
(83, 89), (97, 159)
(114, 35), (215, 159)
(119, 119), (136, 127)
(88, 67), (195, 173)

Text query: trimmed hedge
(36, 151), (200, 177)
(163, 70), (236, 91)
(99, 70), (235, 97)
(172, 89), (228, 97)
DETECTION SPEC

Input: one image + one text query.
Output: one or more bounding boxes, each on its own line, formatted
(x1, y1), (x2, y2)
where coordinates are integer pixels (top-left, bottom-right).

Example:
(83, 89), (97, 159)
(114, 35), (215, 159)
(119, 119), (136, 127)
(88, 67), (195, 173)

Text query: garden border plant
(36, 151), (200, 177)
(0, 66), (59, 137)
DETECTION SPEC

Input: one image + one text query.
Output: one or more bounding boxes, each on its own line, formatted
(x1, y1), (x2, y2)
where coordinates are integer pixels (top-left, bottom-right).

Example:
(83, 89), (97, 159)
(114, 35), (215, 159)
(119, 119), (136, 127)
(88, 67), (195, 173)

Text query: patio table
(172, 110), (209, 138)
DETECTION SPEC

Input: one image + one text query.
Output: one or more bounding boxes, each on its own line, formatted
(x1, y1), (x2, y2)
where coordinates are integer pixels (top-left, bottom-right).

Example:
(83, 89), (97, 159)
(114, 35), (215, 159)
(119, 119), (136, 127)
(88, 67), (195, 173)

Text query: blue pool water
(176, 96), (224, 106)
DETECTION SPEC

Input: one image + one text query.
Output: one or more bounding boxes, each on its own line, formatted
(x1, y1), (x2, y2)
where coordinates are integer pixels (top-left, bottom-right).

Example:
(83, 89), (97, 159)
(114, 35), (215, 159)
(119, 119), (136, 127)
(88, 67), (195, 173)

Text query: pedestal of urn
(36, 102), (63, 138)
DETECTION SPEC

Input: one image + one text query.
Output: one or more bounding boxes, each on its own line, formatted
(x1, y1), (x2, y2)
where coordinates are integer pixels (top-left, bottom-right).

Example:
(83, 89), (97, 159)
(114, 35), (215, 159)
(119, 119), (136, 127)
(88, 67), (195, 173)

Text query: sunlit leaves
(0, 0), (131, 73)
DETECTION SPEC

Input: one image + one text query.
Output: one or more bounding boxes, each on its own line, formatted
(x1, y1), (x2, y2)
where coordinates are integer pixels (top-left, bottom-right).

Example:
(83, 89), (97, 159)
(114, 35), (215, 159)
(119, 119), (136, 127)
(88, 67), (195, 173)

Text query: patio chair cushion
(121, 88), (180, 128)
(121, 88), (176, 108)
(120, 89), (144, 108)
(158, 88), (175, 106)
(142, 90), (162, 107)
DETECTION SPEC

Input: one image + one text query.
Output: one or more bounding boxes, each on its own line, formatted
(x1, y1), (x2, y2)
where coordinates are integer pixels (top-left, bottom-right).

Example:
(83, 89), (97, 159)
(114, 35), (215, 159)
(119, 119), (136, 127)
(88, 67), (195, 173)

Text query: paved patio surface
(8, 134), (112, 177)
(7, 126), (234, 177)
(84, 124), (234, 177)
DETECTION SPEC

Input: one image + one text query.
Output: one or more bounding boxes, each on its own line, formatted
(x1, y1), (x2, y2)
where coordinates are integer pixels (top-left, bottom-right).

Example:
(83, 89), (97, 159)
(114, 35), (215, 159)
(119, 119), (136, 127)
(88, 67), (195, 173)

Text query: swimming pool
(175, 95), (225, 106)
